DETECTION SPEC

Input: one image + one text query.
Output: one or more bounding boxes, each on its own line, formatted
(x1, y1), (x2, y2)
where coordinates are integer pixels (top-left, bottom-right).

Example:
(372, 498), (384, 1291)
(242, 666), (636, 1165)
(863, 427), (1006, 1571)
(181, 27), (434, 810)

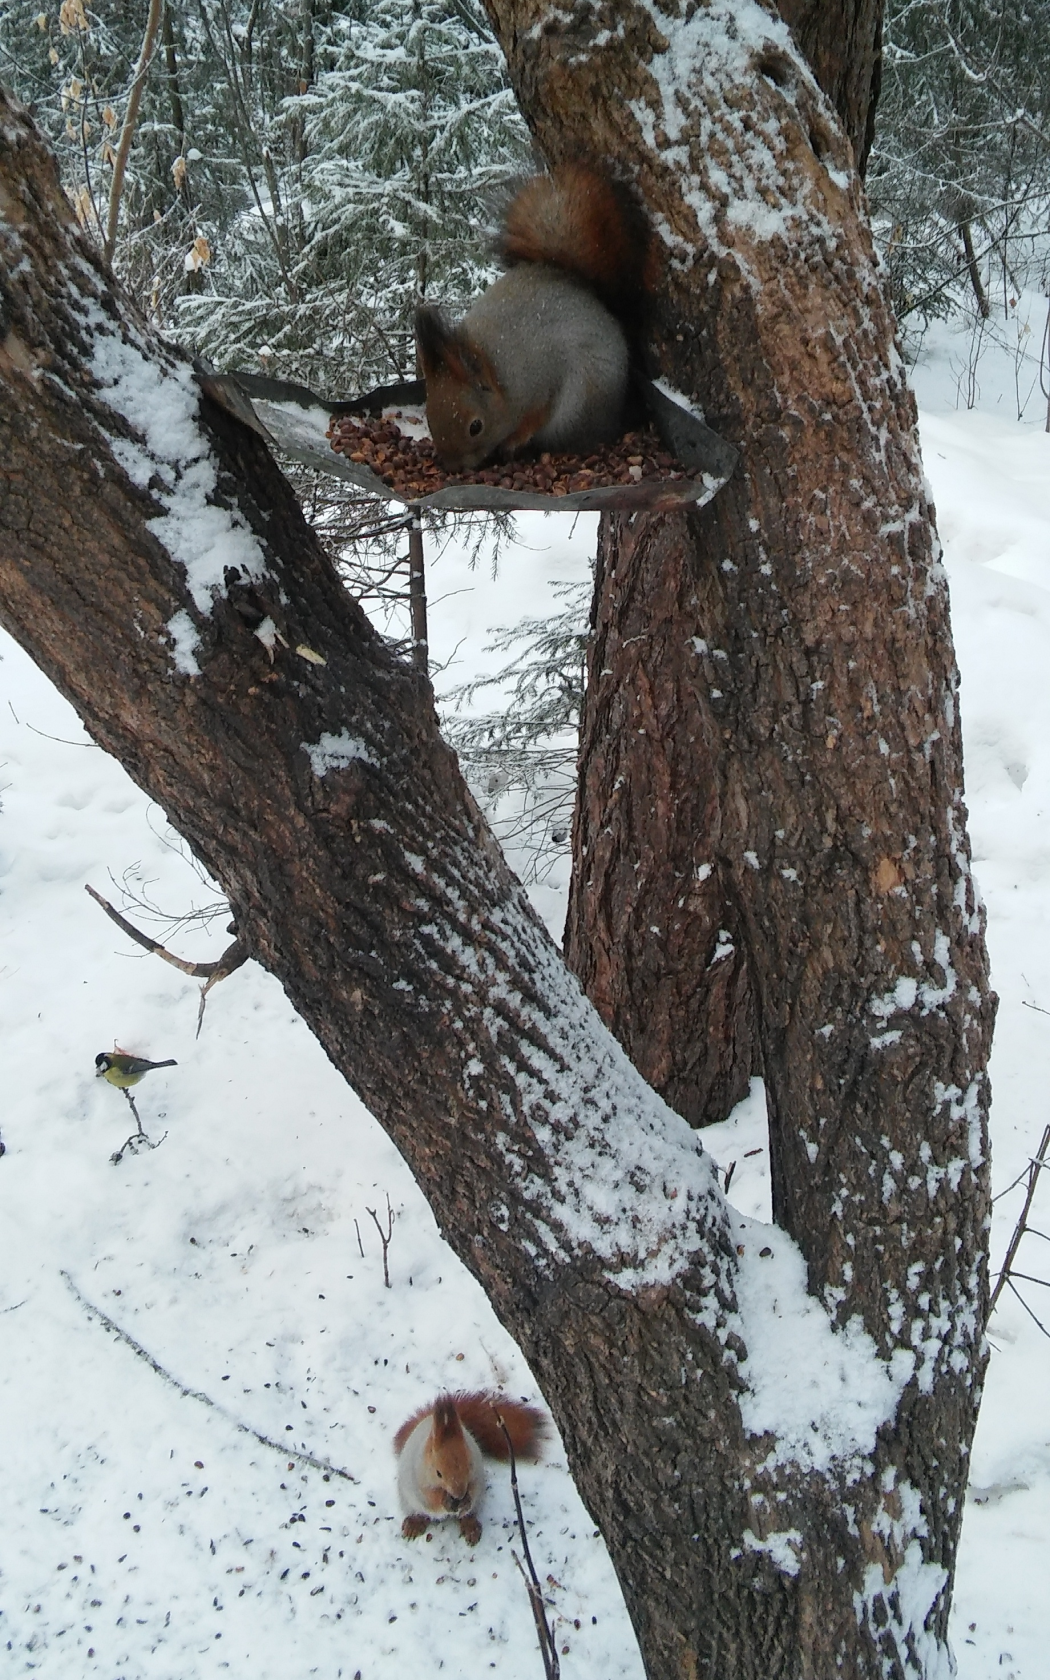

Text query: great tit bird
(95, 1052), (177, 1088)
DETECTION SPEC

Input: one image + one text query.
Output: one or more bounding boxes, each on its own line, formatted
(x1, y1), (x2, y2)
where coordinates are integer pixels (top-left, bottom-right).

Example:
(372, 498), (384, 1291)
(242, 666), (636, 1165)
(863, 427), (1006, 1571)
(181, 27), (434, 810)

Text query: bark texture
(1, 23), (992, 1679)
(564, 0), (883, 1125)
(480, 0), (994, 1670)
(567, 510), (759, 1125)
(776, 0), (884, 172)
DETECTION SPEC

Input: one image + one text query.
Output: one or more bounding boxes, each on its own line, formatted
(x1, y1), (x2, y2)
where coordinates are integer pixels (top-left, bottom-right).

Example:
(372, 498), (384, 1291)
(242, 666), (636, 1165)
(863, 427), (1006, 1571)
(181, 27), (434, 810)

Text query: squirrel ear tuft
(431, 1396), (464, 1442)
(414, 305), (473, 381)
(416, 306), (489, 384)
(415, 305), (455, 374)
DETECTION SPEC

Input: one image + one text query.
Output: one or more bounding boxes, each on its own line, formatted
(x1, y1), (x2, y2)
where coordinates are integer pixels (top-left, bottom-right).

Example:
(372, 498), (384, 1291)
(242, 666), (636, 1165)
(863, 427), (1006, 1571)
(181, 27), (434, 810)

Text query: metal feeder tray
(199, 370), (739, 514)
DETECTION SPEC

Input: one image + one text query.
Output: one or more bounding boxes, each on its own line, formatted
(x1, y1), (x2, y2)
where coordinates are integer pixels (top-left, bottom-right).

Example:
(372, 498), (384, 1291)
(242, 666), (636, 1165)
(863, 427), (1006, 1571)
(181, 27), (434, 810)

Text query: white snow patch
(88, 308), (270, 615)
(871, 975), (918, 1018)
(732, 1213), (911, 1472)
(855, 1545), (951, 1680)
(165, 609), (202, 677)
(303, 730), (377, 778)
(742, 1525), (803, 1577)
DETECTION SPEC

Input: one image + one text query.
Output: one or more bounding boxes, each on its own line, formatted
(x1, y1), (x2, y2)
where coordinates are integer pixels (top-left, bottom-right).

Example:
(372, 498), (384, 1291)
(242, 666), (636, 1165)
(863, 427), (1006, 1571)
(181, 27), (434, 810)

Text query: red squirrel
(416, 163), (651, 472)
(394, 1389), (547, 1545)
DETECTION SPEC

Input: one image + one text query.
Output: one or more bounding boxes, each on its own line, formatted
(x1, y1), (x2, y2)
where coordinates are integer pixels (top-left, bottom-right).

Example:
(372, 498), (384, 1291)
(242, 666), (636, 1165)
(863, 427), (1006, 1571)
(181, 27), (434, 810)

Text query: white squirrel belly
(397, 1415), (486, 1519)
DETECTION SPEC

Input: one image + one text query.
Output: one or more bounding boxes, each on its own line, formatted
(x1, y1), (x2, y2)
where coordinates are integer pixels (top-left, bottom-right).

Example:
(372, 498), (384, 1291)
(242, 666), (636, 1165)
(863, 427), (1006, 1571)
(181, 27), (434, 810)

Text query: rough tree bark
(489, 0), (994, 1500)
(564, 0), (884, 1124)
(775, 0), (884, 173)
(0, 8), (992, 1674)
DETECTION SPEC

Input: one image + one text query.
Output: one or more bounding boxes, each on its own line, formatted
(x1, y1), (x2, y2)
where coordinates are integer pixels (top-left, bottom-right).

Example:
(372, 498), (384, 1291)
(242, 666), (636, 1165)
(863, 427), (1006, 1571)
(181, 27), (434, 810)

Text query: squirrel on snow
(394, 1389), (547, 1545)
(416, 162), (651, 472)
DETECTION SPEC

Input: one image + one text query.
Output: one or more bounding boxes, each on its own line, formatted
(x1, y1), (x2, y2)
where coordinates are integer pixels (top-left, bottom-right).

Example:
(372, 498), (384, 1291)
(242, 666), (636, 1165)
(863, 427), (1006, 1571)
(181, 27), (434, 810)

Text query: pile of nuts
(326, 411), (690, 500)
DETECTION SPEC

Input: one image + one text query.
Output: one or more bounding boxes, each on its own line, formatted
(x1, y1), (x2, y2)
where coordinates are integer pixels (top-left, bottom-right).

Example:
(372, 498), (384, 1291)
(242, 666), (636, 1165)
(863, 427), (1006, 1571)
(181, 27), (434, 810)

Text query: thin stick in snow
(60, 1271), (359, 1481)
(110, 1085), (167, 1165)
(366, 1195), (395, 1288)
(498, 1411), (560, 1680)
(989, 1122), (1050, 1329)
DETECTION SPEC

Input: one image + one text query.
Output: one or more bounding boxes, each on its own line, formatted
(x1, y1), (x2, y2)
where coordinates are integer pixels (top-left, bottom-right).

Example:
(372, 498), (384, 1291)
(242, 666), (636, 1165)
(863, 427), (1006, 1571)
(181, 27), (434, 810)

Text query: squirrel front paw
(458, 1515), (482, 1545)
(402, 1514), (429, 1540)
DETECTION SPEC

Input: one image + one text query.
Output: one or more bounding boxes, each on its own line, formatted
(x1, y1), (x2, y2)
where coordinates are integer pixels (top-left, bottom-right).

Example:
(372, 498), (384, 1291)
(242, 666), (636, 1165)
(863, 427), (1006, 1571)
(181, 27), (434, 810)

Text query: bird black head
(95, 1053), (111, 1072)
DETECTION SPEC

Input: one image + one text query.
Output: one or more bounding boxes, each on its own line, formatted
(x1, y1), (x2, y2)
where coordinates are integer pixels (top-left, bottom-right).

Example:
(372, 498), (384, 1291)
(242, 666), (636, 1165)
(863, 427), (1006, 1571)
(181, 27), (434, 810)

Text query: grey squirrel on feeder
(415, 163), (652, 472)
(394, 1390), (547, 1544)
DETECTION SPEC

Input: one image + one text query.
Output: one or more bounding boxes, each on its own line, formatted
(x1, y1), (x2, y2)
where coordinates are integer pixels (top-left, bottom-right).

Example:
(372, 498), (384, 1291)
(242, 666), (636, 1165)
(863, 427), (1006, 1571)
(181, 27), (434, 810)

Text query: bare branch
(989, 1123), (1050, 1313)
(61, 1270), (359, 1479)
(103, 0), (164, 267)
(86, 881), (246, 977)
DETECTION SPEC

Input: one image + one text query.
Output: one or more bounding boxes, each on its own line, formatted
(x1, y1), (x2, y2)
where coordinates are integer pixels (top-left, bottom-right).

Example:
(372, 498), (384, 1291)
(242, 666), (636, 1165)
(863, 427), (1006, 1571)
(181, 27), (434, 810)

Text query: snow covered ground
(2, 304), (1050, 1678)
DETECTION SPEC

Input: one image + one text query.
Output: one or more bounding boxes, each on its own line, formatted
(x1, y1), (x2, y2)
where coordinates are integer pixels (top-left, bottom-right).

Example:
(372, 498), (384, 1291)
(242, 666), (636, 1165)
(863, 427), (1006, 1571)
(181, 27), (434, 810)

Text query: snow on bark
(304, 731), (380, 776)
(630, 0), (857, 272)
(85, 303), (271, 619)
(3, 65), (995, 1676)
(1, 167), (270, 654)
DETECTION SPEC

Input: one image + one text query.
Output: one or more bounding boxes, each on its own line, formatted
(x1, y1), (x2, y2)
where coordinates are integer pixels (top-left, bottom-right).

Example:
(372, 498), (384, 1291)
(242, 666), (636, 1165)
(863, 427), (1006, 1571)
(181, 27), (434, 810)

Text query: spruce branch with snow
(868, 0), (1050, 340)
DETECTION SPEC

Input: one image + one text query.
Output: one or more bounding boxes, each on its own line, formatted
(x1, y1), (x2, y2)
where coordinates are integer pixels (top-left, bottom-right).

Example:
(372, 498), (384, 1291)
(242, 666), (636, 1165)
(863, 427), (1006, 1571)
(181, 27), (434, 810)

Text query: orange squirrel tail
(499, 163), (653, 323)
(451, 1391), (548, 1461)
(393, 1390), (548, 1461)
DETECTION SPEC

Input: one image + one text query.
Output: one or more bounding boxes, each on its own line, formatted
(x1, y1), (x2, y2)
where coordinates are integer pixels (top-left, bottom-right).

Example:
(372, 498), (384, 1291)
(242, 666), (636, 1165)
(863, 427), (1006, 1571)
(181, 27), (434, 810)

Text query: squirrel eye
(468, 418), (483, 438)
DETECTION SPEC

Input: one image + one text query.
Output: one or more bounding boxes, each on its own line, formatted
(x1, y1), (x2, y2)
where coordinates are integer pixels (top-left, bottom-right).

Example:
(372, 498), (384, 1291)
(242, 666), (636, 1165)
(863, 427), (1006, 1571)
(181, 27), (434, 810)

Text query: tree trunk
(484, 0), (994, 1436)
(0, 26), (992, 1679)
(566, 509), (759, 1125)
(564, 0), (884, 1125)
(478, 0), (992, 1662)
(775, 0), (884, 173)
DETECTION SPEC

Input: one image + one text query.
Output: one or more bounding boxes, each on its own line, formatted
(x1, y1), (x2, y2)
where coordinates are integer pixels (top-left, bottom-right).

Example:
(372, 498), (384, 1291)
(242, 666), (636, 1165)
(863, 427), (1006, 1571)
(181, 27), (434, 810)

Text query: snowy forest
(1, 3), (1050, 1679)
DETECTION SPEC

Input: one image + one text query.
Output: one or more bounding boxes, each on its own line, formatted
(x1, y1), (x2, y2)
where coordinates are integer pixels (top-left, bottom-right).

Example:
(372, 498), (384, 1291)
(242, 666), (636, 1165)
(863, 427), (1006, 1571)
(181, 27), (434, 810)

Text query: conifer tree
(0, 1), (529, 392)
(179, 0), (531, 392)
(868, 0), (1050, 332)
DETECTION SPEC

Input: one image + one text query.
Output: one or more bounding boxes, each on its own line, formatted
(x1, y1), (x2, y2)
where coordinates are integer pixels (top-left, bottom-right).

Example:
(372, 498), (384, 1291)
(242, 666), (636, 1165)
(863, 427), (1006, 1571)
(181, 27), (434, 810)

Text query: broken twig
(990, 1123), (1050, 1330)
(499, 1410), (560, 1680)
(85, 882), (248, 1035)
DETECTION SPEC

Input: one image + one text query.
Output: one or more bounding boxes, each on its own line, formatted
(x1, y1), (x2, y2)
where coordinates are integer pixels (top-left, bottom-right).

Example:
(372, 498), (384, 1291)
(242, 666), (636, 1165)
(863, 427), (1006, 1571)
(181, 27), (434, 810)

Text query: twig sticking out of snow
(498, 1410), (560, 1680)
(110, 1086), (167, 1165)
(989, 1122), (1050, 1336)
(60, 1271), (359, 1482)
(366, 1195), (395, 1289)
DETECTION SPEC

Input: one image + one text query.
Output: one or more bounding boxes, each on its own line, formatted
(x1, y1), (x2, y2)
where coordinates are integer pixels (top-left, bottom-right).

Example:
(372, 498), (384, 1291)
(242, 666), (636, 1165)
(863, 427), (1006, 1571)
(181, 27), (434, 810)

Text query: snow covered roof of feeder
(198, 370), (739, 515)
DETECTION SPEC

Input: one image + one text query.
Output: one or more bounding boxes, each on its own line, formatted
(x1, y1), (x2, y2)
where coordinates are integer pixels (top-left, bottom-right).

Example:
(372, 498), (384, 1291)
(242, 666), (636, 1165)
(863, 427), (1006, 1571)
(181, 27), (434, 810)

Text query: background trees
(867, 1), (1050, 338)
(0, 0), (530, 389)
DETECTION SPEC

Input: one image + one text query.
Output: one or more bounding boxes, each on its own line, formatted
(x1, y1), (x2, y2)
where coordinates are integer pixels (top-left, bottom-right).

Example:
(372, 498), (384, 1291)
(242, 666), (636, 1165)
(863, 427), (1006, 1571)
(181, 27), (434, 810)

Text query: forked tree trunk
(478, 2), (994, 1668)
(0, 17), (991, 1676)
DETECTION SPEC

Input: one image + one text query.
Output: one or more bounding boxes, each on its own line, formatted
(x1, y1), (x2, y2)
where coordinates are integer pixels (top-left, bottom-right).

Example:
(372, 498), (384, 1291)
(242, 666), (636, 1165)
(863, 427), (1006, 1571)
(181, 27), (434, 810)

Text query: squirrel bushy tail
(498, 162), (652, 329)
(394, 1389), (547, 1461)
